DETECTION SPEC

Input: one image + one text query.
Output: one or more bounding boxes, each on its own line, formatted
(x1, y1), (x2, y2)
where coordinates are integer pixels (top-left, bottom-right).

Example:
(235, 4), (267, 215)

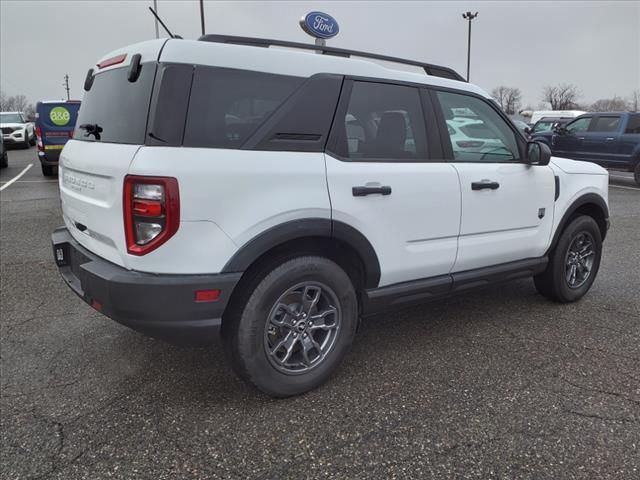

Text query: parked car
(35, 100), (81, 176)
(530, 116), (573, 135)
(52, 36), (610, 397)
(529, 110), (586, 125)
(0, 132), (7, 168)
(531, 112), (640, 185)
(0, 111), (35, 149)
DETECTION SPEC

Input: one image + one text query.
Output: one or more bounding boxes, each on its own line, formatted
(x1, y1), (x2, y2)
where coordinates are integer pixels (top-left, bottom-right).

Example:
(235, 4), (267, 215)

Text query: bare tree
(542, 84), (580, 110)
(628, 90), (640, 112)
(491, 86), (522, 115)
(589, 96), (629, 112)
(12, 94), (29, 112)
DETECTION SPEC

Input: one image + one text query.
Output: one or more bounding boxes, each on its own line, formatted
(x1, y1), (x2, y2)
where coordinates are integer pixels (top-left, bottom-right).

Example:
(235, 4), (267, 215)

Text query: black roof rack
(198, 34), (466, 82)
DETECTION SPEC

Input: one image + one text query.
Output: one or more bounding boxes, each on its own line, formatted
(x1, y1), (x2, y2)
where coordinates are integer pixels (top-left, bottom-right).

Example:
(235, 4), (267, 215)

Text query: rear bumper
(51, 227), (242, 345)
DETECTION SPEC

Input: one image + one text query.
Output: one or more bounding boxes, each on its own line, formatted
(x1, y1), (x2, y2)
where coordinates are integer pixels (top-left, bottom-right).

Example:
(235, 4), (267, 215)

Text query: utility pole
(63, 74), (70, 101)
(462, 11), (478, 82)
(153, 0), (159, 38)
(199, 0), (206, 36)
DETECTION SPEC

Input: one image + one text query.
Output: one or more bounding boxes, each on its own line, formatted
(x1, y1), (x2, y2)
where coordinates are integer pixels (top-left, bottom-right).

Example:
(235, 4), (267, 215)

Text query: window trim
(429, 85), (528, 164)
(325, 77), (439, 163)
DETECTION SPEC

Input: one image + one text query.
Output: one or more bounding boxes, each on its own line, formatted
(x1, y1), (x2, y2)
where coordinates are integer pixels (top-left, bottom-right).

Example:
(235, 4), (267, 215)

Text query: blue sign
(300, 11), (339, 39)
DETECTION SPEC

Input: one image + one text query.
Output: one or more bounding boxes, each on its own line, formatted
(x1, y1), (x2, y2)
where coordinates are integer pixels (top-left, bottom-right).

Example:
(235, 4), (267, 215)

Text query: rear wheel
(41, 164), (55, 176)
(534, 215), (602, 303)
(222, 256), (358, 397)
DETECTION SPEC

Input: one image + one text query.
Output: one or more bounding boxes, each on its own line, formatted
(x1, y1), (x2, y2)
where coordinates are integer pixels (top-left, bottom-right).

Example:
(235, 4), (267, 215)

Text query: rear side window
(75, 64), (156, 144)
(184, 67), (303, 148)
(592, 116), (621, 132)
(624, 115), (640, 134)
(335, 81), (428, 161)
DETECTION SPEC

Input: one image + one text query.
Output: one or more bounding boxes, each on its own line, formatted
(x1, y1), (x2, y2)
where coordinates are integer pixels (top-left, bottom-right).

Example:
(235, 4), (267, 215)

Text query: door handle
(471, 180), (500, 191)
(352, 185), (392, 196)
(577, 136), (585, 140)
(605, 137), (615, 141)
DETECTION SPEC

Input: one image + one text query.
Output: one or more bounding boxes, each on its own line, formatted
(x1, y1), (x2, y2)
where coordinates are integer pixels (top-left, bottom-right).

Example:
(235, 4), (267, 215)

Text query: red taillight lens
(123, 175), (180, 256)
(35, 127), (43, 151)
(97, 53), (127, 69)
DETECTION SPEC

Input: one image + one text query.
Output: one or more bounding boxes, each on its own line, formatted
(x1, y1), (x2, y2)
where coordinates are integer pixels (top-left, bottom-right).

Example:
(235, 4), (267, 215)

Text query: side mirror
(527, 141), (551, 166)
(524, 127), (531, 135)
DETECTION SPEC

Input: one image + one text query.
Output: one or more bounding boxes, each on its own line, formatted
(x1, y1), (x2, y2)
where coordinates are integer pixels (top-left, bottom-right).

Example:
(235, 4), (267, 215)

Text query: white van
(529, 110), (586, 125)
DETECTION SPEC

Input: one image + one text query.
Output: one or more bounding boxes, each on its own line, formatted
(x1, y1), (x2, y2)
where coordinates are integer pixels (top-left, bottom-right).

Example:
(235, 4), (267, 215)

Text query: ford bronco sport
(52, 36), (609, 397)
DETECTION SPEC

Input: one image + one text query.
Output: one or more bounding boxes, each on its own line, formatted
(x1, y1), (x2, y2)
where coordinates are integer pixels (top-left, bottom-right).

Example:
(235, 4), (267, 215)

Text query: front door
(325, 80), (461, 287)
(582, 114), (623, 168)
(552, 116), (592, 160)
(433, 90), (555, 272)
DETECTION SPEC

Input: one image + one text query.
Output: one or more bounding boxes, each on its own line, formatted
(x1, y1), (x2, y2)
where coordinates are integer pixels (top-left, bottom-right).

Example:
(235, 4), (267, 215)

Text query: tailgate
(60, 140), (140, 268)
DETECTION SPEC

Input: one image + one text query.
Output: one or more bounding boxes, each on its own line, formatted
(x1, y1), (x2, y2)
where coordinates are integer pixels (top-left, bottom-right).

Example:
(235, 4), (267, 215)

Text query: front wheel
(534, 215), (602, 303)
(222, 256), (358, 397)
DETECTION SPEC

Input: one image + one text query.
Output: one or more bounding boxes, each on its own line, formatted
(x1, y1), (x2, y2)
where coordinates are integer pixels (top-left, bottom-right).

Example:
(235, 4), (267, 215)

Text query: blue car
(531, 112), (640, 185)
(35, 100), (81, 176)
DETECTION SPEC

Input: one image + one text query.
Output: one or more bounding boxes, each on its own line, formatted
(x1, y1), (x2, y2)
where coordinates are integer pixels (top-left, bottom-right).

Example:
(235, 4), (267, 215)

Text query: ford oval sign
(300, 11), (339, 39)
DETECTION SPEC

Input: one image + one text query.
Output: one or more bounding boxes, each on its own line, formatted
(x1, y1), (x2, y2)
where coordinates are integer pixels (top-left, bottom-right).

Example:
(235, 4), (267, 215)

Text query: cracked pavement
(1, 147), (639, 479)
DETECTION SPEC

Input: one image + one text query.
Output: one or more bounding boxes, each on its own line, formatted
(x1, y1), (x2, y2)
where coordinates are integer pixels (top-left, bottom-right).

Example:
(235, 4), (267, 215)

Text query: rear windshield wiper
(79, 123), (103, 140)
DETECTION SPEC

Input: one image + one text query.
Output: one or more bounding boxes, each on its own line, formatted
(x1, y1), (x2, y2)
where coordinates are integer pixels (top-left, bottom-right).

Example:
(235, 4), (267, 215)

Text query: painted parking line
(0, 163), (33, 192)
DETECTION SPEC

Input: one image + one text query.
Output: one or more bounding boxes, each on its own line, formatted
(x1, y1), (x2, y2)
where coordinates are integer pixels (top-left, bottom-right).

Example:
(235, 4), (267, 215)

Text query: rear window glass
(74, 63), (156, 144)
(183, 67), (303, 148)
(625, 115), (640, 134)
(592, 116), (620, 133)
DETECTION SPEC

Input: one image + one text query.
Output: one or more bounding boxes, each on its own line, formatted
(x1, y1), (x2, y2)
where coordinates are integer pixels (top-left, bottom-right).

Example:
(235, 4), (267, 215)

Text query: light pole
(462, 11), (478, 82)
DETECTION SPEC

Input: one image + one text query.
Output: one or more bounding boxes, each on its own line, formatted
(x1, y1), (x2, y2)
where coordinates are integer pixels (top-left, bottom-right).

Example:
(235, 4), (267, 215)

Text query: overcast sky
(1, 0), (638, 108)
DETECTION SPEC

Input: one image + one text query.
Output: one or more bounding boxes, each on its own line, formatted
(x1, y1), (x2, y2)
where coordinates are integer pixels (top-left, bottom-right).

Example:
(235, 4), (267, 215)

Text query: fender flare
(548, 193), (609, 253)
(222, 218), (381, 288)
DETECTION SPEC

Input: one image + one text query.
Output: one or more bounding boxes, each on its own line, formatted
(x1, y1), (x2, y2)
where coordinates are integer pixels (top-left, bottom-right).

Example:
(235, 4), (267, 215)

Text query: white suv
(52, 36), (609, 397)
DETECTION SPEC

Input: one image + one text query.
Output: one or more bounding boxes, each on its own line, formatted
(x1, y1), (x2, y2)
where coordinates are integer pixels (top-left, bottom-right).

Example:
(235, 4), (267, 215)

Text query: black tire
(22, 134), (30, 149)
(634, 162), (640, 186)
(534, 215), (602, 303)
(0, 152), (7, 168)
(41, 164), (55, 177)
(222, 256), (358, 397)
(29, 132), (36, 146)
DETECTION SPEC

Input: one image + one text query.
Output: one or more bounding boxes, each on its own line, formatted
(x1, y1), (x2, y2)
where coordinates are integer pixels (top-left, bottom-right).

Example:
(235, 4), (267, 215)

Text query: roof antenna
(148, 6), (182, 39)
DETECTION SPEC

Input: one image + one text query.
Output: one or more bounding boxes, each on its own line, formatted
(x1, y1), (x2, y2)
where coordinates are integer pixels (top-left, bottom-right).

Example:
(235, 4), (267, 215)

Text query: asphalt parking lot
(1, 145), (638, 480)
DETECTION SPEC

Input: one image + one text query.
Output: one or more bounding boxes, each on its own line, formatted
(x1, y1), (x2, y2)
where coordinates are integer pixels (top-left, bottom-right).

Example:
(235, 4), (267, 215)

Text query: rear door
(433, 89), (555, 272)
(325, 80), (461, 287)
(552, 116), (592, 159)
(582, 114), (623, 167)
(60, 53), (157, 268)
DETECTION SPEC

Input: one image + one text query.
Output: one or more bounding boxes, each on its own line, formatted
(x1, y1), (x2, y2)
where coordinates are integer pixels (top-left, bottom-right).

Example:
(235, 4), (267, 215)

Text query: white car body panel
(452, 163), (556, 272)
(530, 110), (586, 125)
(325, 155), (461, 286)
(126, 148), (331, 274)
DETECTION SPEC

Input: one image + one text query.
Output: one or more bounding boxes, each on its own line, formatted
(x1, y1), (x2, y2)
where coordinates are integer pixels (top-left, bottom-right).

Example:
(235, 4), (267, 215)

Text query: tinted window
(437, 91), (520, 162)
(336, 81), (428, 161)
(625, 115), (640, 134)
(566, 117), (591, 134)
(184, 67), (303, 148)
(75, 64), (156, 144)
(592, 116), (621, 132)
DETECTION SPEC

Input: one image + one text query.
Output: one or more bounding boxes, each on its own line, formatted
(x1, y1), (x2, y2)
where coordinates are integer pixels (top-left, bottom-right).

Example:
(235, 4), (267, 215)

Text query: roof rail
(198, 34), (466, 82)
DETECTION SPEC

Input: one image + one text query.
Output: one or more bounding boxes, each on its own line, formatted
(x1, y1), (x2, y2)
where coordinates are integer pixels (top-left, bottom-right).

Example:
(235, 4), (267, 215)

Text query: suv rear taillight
(123, 175), (180, 255)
